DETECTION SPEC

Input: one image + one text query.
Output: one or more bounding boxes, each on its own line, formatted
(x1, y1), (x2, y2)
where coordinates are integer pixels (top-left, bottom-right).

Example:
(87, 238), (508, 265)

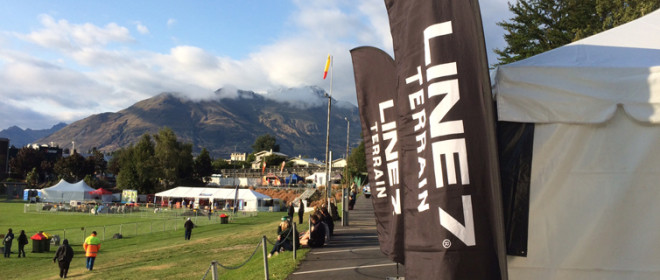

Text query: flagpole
(325, 55), (333, 214)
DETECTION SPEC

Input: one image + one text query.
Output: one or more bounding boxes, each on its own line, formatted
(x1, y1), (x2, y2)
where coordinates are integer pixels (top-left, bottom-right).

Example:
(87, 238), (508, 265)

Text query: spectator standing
(287, 202), (295, 221)
(3, 228), (14, 258)
(17, 230), (28, 258)
(53, 239), (74, 278)
(184, 218), (195, 240)
(83, 231), (101, 271)
(298, 201), (305, 224)
(349, 184), (357, 210)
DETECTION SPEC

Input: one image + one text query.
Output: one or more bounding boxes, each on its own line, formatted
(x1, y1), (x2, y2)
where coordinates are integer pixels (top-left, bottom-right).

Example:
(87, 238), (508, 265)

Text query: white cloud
(135, 22), (149, 35)
(0, 1), (510, 130)
(19, 14), (133, 52)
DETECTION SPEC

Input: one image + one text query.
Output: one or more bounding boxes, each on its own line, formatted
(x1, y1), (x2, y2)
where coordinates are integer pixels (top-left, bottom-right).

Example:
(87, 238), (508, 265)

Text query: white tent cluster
(154, 187), (276, 212)
(492, 8), (660, 280)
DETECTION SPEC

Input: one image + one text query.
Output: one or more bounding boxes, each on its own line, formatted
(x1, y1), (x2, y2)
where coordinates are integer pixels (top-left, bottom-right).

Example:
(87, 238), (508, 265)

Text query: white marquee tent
(154, 187), (275, 212)
(41, 179), (96, 203)
(492, 9), (660, 280)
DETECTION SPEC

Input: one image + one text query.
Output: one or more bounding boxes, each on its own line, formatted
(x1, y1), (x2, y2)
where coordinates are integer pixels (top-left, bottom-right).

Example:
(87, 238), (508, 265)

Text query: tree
(264, 154), (287, 167)
(153, 127), (194, 188)
(194, 148), (214, 183)
(54, 152), (91, 182)
(346, 141), (367, 180)
(251, 134), (280, 153)
(9, 147), (45, 179)
(26, 168), (39, 187)
(495, 0), (659, 64)
(116, 134), (159, 193)
(89, 148), (107, 176)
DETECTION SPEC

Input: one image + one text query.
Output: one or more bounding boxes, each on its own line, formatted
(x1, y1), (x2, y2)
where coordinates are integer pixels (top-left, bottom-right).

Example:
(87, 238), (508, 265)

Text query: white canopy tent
(492, 9), (660, 280)
(41, 179), (96, 203)
(154, 187), (275, 212)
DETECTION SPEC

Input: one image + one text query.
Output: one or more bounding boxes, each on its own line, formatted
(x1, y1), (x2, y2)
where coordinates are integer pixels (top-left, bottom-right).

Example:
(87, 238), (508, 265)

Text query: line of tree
(495, 0), (659, 65)
(8, 128), (368, 192)
(108, 128), (215, 194)
(9, 146), (108, 188)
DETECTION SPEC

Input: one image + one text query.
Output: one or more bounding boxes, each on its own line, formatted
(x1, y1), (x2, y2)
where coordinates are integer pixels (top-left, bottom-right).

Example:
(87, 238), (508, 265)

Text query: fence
(201, 222), (299, 280)
(23, 203), (257, 246)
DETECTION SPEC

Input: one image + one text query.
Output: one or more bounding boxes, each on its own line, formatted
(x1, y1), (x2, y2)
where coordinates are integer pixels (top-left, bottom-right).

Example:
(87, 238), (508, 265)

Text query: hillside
(38, 87), (362, 159)
(0, 122), (67, 147)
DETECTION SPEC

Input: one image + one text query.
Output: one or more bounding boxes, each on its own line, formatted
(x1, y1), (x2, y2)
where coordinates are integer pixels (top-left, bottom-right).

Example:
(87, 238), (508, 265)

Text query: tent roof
(44, 179), (96, 192)
(493, 9), (660, 124)
(154, 187), (271, 200)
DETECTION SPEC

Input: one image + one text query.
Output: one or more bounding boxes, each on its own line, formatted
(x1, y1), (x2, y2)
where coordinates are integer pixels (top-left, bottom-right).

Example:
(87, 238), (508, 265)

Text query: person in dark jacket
(17, 230), (28, 258)
(53, 239), (74, 279)
(184, 218), (194, 240)
(297, 201), (305, 224)
(287, 202), (295, 221)
(3, 228), (14, 258)
(299, 214), (326, 248)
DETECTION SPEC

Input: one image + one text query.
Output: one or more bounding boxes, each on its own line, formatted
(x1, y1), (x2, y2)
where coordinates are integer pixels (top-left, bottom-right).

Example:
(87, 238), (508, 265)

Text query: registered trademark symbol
(442, 239), (451, 248)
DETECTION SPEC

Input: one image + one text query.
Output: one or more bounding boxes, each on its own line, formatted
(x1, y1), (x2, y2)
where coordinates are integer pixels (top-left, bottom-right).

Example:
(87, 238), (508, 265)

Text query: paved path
(288, 195), (405, 280)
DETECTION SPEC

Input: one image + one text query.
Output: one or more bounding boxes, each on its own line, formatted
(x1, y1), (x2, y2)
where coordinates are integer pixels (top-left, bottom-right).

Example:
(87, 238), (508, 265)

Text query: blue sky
(0, 0), (511, 130)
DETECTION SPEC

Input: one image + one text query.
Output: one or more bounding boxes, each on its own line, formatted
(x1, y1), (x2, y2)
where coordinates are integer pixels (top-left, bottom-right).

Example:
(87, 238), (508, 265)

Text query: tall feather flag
(350, 0), (508, 278)
(261, 161), (266, 175)
(323, 54), (331, 79)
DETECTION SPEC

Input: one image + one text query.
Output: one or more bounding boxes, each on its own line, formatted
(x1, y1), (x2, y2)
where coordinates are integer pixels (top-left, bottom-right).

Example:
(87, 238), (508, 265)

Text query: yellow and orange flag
(323, 54), (331, 79)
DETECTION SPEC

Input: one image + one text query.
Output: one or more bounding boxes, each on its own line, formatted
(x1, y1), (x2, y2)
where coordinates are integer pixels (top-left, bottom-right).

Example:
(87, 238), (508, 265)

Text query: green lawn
(0, 200), (310, 280)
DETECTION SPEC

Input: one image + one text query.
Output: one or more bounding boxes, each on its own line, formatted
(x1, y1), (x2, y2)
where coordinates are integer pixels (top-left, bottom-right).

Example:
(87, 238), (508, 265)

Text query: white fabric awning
(493, 9), (660, 124)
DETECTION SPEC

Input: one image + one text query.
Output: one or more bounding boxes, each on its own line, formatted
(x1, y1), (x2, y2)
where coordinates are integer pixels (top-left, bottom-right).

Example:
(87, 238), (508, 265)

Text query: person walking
(287, 202), (295, 221)
(83, 231), (101, 271)
(53, 239), (74, 278)
(3, 228), (14, 258)
(298, 201), (304, 224)
(17, 230), (28, 258)
(184, 218), (194, 240)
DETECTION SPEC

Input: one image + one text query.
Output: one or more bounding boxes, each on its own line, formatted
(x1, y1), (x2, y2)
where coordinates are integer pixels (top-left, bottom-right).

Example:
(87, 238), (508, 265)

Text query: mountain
(37, 87), (362, 159)
(0, 122), (68, 147)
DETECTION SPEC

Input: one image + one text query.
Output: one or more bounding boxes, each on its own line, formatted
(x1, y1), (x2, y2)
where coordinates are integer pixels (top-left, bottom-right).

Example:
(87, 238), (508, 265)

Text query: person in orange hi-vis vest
(83, 231), (101, 271)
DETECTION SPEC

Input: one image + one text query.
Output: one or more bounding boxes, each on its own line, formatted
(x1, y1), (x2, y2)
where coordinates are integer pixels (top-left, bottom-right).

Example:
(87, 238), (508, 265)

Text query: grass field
(0, 200), (310, 279)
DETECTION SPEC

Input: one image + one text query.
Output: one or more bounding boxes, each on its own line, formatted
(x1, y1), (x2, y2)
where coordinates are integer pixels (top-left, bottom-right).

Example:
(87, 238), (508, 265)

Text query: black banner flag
(350, 46), (405, 264)
(385, 0), (507, 278)
(351, 0), (508, 279)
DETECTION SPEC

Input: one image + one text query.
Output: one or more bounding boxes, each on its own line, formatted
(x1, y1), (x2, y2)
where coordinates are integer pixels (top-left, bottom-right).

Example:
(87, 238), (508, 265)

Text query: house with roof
(287, 155), (324, 168)
(331, 158), (347, 168)
(251, 149), (289, 169)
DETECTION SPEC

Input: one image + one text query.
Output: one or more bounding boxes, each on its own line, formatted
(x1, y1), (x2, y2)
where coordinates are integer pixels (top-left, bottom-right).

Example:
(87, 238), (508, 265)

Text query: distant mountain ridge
(36, 87), (362, 159)
(0, 122), (67, 147)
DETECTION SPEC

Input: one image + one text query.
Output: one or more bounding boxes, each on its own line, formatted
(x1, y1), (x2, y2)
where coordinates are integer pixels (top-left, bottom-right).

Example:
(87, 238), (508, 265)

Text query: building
(230, 152), (246, 162)
(288, 156), (324, 168)
(331, 158), (347, 168)
(251, 149), (289, 169)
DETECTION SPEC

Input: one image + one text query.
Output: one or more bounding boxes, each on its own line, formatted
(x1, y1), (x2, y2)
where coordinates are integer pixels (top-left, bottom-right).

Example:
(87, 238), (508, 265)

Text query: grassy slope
(0, 201), (309, 280)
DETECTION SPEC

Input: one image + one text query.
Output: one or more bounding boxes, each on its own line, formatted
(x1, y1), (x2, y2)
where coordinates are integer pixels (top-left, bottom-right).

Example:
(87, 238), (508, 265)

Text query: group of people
(52, 231), (100, 278)
(267, 199), (341, 255)
(3, 228), (100, 279)
(299, 203), (337, 248)
(3, 229), (28, 258)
